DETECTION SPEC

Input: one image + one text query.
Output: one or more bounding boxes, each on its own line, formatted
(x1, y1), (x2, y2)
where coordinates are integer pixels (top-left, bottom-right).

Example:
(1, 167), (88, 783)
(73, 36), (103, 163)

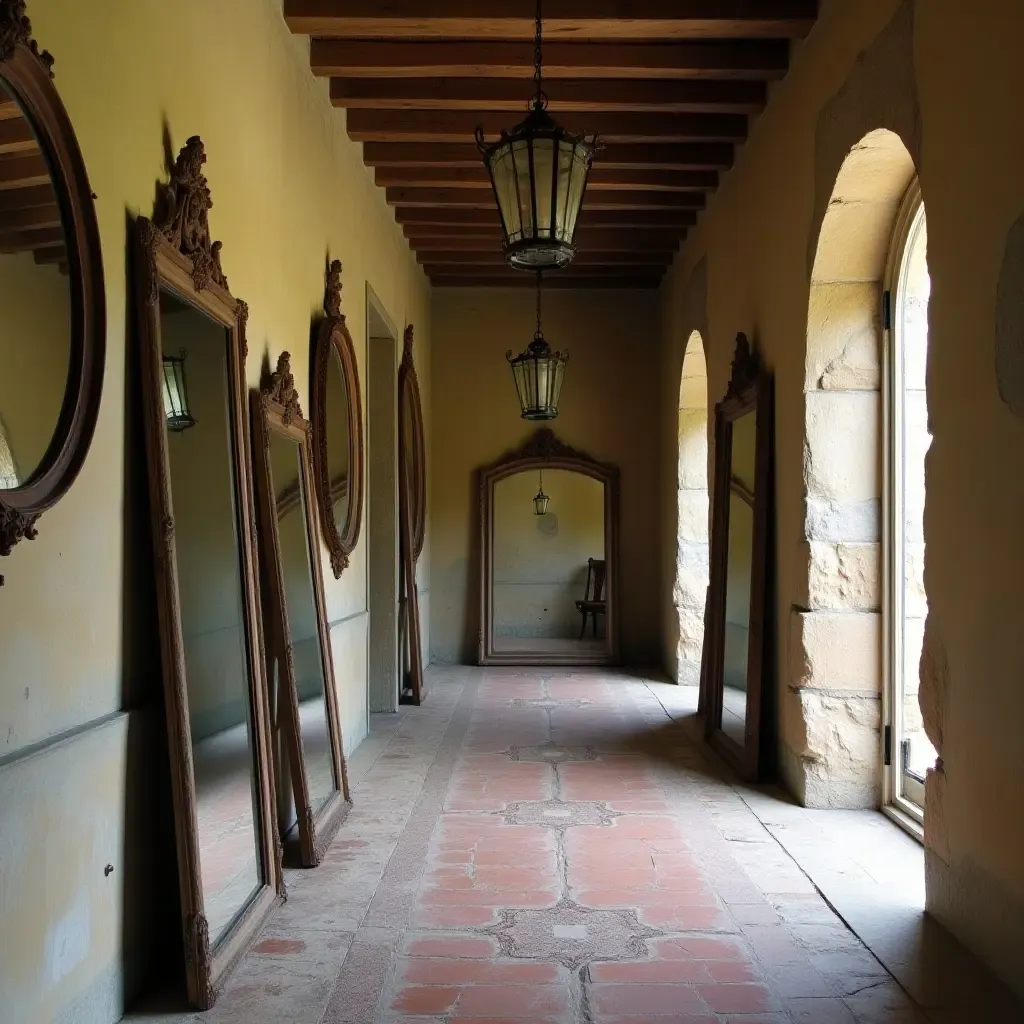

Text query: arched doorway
(791, 129), (931, 811)
(675, 330), (709, 684)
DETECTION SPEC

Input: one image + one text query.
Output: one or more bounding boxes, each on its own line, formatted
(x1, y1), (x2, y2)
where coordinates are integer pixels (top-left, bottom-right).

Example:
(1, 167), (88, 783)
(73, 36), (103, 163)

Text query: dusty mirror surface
(0, 83), (71, 491)
(267, 426), (336, 818)
(324, 346), (352, 539)
(492, 468), (607, 657)
(721, 409), (757, 747)
(160, 290), (263, 946)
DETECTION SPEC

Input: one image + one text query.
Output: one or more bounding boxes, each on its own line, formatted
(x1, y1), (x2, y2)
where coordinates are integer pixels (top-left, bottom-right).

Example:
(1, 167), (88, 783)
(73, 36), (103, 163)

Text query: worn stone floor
(132, 666), (1023, 1023)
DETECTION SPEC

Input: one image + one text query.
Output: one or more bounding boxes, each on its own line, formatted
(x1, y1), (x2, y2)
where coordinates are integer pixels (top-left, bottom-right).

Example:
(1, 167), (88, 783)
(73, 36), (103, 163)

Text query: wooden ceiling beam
(0, 204), (61, 231)
(429, 273), (663, 288)
(376, 166), (717, 191)
(395, 206), (696, 226)
(311, 40), (790, 81)
(0, 154), (51, 190)
(0, 225), (64, 252)
(427, 262), (660, 276)
(331, 77), (765, 113)
(416, 249), (672, 264)
(348, 109), (746, 143)
(34, 243), (66, 266)
(387, 186), (705, 210)
(287, 1), (817, 40)
(363, 141), (734, 169)
(406, 231), (683, 251)
(0, 116), (37, 156)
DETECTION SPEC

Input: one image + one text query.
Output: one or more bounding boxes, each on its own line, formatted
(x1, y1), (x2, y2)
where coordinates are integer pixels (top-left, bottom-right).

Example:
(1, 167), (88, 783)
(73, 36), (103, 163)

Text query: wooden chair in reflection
(575, 558), (607, 639)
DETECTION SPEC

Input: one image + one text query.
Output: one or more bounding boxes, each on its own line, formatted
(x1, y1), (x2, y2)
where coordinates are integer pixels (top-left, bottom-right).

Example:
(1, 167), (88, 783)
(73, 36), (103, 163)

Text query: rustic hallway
(133, 668), (1020, 1024)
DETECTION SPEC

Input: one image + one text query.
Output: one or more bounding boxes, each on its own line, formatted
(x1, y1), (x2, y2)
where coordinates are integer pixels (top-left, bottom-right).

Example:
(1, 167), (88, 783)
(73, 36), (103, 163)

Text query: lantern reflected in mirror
(162, 349), (197, 432)
(533, 471), (550, 515)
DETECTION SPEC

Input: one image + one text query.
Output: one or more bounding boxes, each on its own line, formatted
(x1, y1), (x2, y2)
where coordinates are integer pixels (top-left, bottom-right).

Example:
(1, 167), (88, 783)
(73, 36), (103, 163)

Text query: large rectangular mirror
(134, 169), (282, 1009)
(704, 334), (774, 781)
(479, 429), (619, 666)
(252, 354), (350, 868)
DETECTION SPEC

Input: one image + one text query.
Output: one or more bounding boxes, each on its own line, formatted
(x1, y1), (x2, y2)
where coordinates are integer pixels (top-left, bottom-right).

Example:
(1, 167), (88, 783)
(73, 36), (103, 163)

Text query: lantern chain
(535, 271), (543, 340)
(533, 0), (545, 108)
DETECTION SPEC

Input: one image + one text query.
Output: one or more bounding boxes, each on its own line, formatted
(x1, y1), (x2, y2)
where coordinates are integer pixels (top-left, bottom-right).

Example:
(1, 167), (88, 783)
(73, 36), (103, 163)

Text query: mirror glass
(492, 468), (606, 655)
(268, 428), (335, 816)
(0, 85), (71, 490)
(160, 290), (262, 945)
(324, 346), (352, 537)
(721, 409), (757, 745)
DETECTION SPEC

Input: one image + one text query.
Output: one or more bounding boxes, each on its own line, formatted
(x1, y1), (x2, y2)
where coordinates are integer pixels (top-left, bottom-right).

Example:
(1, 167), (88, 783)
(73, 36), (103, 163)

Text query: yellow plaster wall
(0, 0), (430, 1017)
(430, 286), (660, 666)
(659, 0), (1024, 993)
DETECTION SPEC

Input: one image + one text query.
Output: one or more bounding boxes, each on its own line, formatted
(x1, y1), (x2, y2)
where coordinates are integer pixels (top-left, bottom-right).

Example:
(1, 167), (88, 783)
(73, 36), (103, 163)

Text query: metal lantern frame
(162, 348), (197, 432)
(475, 0), (597, 271)
(533, 469), (550, 515)
(507, 272), (568, 421)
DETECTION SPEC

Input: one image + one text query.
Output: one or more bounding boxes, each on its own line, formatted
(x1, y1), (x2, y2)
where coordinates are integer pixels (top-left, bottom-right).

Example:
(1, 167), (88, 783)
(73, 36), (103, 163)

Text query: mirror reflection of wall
(0, 94), (69, 491)
(492, 468), (605, 654)
(721, 410), (757, 744)
(324, 347), (351, 536)
(269, 430), (335, 820)
(161, 291), (261, 945)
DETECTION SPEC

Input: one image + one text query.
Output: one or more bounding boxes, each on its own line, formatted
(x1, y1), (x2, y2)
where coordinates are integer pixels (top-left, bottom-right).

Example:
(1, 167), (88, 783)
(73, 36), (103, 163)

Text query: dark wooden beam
(395, 206), (697, 227)
(312, 40), (790, 81)
(376, 165), (717, 191)
(387, 186), (705, 210)
(287, 1), (817, 40)
(406, 229), (683, 251)
(34, 244), (67, 266)
(0, 154), (51, 190)
(348, 109), (746, 143)
(363, 140), (734, 170)
(332, 77), (765, 113)
(0, 204), (61, 231)
(0, 183), (57, 211)
(0, 116), (37, 156)
(429, 273), (663, 288)
(0, 225), (63, 252)
(416, 249), (672, 264)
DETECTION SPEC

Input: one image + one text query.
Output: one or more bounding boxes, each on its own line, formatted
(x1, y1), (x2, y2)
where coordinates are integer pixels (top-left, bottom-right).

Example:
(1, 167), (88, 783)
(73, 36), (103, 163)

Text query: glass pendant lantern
(533, 470), (550, 515)
(475, 0), (597, 271)
(162, 349), (197, 432)
(507, 272), (568, 421)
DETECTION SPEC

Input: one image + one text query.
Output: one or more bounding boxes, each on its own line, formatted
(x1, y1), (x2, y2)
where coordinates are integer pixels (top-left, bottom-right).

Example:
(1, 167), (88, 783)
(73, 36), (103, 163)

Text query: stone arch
(788, 129), (918, 808)
(674, 330), (710, 684)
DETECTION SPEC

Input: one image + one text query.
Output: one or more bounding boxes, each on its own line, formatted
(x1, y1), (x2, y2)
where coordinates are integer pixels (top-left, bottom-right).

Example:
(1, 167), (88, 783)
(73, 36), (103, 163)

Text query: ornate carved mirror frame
(703, 333), (775, 782)
(398, 326), (426, 704)
(133, 136), (283, 1009)
(0, 2), (105, 584)
(478, 428), (621, 667)
(251, 352), (351, 868)
(310, 259), (364, 578)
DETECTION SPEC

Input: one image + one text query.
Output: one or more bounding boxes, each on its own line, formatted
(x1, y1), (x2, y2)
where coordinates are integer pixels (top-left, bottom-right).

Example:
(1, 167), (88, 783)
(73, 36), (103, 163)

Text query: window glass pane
(492, 147), (521, 241)
(532, 138), (555, 238)
(514, 140), (534, 239)
(554, 142), (574, 240)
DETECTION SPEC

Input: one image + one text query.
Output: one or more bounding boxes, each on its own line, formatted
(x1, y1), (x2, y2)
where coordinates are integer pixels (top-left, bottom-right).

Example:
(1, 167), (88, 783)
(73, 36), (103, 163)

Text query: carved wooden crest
(402, 324), (415, 364)
(495, 427), (596, 467)
(725, 332), (763, 399)
(0, 0), (54, 73)
(264, 351), (303, 425)
(154, 136), (229, 293)
(324, 258), (343, 319)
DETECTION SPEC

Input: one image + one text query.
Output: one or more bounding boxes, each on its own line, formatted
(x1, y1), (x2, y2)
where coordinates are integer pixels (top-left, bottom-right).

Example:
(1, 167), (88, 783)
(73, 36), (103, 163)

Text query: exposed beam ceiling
(286, 1), (818, 286)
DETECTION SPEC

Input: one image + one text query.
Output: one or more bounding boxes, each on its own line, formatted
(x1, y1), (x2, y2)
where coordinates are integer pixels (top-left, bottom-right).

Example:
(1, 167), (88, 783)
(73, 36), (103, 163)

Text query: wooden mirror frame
(478, 428), (621, 667)
(398, 326), (426, 704)
(133, 136), (283, 1009)
(310, 259), (364, 578)
(703, 333), (774, 782)
(252, 351), (352, 868)
(0, 3), (105, 584)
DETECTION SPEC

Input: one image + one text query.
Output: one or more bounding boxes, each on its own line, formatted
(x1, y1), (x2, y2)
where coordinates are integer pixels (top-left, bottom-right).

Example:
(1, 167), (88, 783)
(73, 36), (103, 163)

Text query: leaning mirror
(310, 259), (363, 578)
(398, 326), (426, 703)
(479, 428), (619, 666)
(0, 4), (105, 584)
(704, 333), (774, 782)
(133, 137), (282, 1009)
(252, 352), (351, 868)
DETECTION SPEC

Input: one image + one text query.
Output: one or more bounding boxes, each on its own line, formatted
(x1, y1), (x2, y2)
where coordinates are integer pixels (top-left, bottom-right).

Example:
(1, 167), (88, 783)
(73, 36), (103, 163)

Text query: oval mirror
(310, 260), (363, 577)
(0, 16), (105, 584)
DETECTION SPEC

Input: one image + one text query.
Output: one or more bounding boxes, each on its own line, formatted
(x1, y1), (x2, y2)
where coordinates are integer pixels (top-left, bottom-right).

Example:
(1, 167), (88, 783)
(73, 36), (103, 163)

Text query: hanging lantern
(533, 470), (550, 516)
(475, 0), (597, 271)
(507, 273), (568, 421)
(162, 349), (197, 432)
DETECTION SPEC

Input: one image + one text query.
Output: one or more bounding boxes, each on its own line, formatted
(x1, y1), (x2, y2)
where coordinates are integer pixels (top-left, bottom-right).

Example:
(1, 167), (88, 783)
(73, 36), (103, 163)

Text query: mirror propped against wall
(133, 137), (282, 1009)
(310, 259), (363, 579)
(398, 325), (426, 703)
(479, 429), (619, 666)
(252, 352), (351, 868)
(0, 5), (105, 584)
(703, 333), (774, 782)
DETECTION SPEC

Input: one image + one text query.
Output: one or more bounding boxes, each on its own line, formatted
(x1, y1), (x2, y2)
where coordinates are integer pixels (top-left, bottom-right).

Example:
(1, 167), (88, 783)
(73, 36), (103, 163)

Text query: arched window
(675, 331), (709, 684)
(885, 181), (934, 820)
